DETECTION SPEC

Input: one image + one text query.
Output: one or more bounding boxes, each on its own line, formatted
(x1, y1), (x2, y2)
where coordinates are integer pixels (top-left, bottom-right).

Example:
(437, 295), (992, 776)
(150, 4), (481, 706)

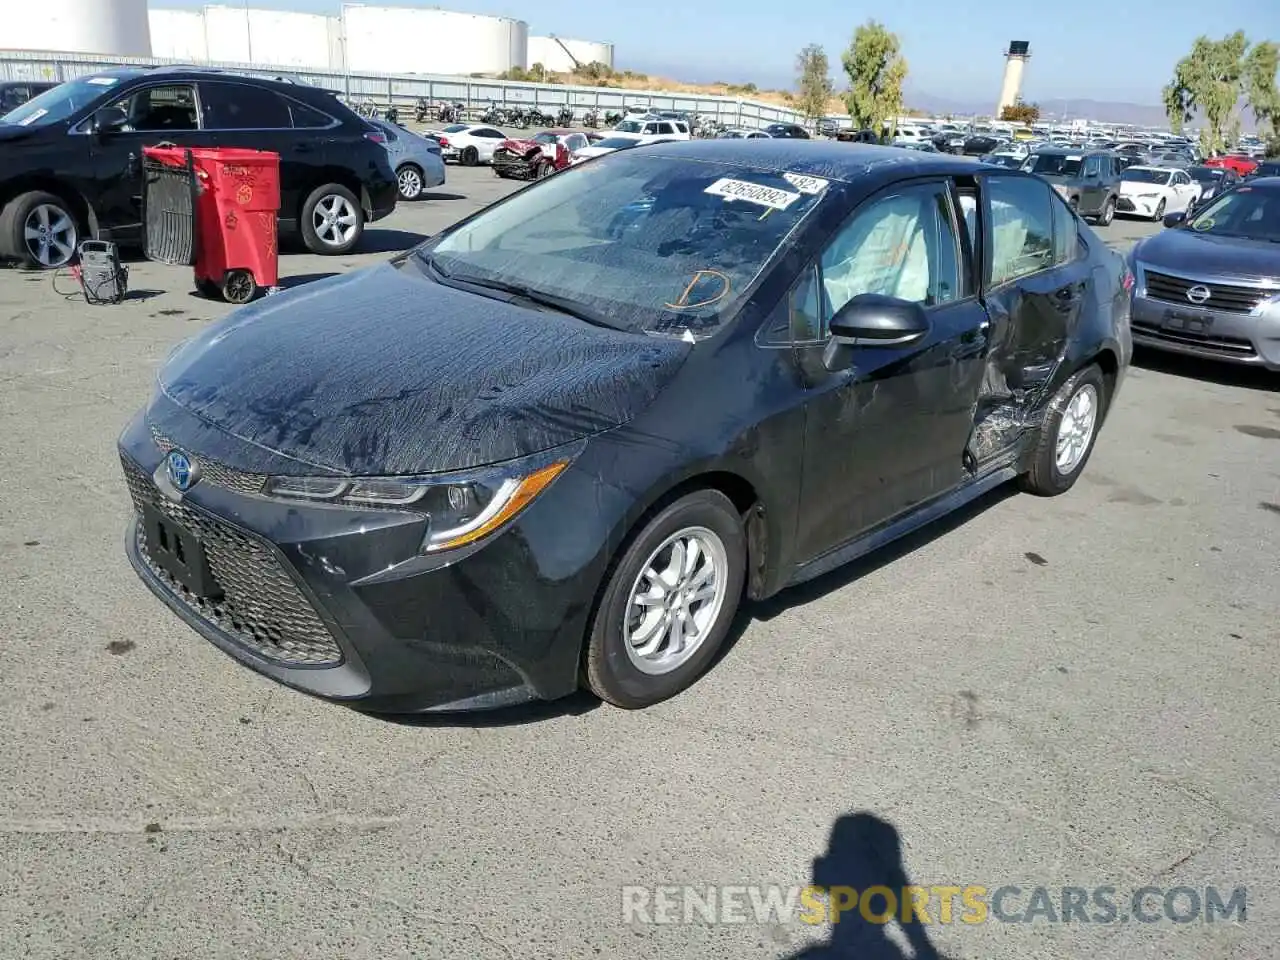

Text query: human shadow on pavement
(782, 812), (945, 960)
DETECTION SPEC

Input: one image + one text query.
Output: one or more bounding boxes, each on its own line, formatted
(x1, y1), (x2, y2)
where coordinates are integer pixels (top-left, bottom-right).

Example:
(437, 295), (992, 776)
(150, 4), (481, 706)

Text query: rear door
(969, 173), (1090, 464)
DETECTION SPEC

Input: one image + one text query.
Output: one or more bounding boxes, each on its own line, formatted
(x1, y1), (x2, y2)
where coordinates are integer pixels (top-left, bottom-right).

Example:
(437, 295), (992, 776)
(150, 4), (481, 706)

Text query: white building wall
(202, 6), (332, 67)
(149, 8), (209, 61)
(9, 0), (153, 56)
(341, 5), (527, 76)
(528, 36), (614, 73)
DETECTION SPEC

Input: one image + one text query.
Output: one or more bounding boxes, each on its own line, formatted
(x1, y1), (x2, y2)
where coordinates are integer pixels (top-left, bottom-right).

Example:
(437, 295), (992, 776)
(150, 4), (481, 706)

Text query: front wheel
(300, 184), (364, 255)
(1096, 196), (1116, 226)
(584, 490), (747, 709)
(1, 191), (79, 269)
(1019, 364), (1107, 497)
(1152, 198), (1166, 222)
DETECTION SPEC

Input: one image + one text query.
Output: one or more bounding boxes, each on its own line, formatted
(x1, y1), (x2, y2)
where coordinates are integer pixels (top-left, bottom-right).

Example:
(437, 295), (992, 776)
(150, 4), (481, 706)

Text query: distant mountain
(903, 89), (1260, 131)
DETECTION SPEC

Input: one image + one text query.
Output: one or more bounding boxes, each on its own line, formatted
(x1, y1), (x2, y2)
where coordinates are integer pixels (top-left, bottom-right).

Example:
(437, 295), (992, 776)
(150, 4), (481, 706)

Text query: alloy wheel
(23, 203), (77, 268)
(1055, 383), (1098, 475)
(397, 167), (423, 199)
(623, 526), (729, 676)
(312, 194), (358, 247)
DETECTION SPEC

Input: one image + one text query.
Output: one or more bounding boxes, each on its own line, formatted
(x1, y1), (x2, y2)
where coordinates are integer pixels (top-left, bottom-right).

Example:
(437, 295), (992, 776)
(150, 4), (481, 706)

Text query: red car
(493, 129), (594, 180)
(1204, 154), (1259, 177)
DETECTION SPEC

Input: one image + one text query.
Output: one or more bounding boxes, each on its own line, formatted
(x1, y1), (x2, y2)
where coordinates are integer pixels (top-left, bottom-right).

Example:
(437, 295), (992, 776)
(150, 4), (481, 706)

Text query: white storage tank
(527, 36), (614, 73)
(341, 5), (528, 76)
(203, 5), (334, 68)
(149, 8), (209, 61)
(7, 0), (153, 57)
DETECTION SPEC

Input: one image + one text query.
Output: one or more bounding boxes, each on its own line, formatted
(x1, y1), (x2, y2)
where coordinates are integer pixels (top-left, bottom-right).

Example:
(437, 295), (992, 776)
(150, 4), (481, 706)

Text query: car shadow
(358, 228), (431, 254)
(780, 811), (953, 960)
(420, 191), (467, 201)
(278, 272), (341, 289)
(713, 482), (1020, 671)
(1131, 345), (1278, 393)
(369, 690), (601, 728)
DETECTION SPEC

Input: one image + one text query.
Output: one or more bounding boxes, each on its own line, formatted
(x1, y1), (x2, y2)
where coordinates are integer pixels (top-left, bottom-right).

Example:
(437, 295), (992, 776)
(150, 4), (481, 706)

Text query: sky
(160, 0), (1279, 106)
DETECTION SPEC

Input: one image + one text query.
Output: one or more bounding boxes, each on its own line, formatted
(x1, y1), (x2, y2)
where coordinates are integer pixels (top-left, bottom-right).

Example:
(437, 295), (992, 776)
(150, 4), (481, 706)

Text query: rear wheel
(1019, 364), (1107, 497)
(584, 490), (746, 709)
(461, 146), (479, 166)
(300, 184), (364, 256)
(2, 191), (79, 269)
(396, 164), (424, 200)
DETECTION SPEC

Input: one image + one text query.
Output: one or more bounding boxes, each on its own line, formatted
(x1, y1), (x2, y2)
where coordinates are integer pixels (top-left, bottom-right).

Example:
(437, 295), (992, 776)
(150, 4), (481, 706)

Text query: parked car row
(0, 66), (434, 269)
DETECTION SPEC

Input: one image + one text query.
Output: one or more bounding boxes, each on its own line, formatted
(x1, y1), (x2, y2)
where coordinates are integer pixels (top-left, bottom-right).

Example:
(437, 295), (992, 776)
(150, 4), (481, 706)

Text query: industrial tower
(997, 41), (1031, 117)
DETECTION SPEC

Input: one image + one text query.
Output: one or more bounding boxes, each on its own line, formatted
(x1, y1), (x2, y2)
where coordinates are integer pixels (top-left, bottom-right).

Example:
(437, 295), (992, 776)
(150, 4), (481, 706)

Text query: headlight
(264, 460), (570, 553)
(1137, 192), (1159, 198)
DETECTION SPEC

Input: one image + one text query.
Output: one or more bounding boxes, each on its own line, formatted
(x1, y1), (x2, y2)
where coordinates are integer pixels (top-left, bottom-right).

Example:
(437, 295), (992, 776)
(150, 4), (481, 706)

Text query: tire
(1, 190), (79, 269)
(300, 183), (364, 256)
(1096, 196), (1116, 226)
(461, 146), (479, 167)
(1018, 364), (1107, 497)
(396, 164), (424, 201)
(584, 490), (747, 709)
(535, 161), (555, 179)
(1152, 198), (1166, 222)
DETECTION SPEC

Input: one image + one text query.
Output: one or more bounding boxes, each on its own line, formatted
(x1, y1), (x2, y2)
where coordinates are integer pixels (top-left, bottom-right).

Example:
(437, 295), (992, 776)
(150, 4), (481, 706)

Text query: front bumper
(117, 412), (608, 712)
(492, 153), (540, 179)
(1130, 291), (1280, 371)
(1116, 194), (1162, 217)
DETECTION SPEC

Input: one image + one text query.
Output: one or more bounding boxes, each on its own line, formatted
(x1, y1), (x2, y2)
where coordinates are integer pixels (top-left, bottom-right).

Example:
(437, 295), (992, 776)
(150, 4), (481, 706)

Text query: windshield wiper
(448, 273), (620, 329)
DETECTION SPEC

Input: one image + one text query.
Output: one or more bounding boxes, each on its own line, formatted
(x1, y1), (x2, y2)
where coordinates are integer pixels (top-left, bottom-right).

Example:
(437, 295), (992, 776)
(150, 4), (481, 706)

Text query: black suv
(1020, 148), (1123, 225)
(0, 67), (398, 268)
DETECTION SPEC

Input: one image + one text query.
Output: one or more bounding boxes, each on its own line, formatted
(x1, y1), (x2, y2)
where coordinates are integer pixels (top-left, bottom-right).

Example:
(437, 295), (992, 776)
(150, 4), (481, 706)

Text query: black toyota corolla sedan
(119, 140), (1132, 712)
(1128, 177), (1280, 371)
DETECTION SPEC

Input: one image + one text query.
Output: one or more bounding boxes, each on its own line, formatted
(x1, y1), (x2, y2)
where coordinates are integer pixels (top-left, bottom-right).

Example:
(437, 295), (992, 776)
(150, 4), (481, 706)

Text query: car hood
(0, 122), (40, 143)
(1135, 228), (1280, 282)
(1119, 180), (1167, 194)
(499, 138), (553, 154)
(152, 260), (690, 476)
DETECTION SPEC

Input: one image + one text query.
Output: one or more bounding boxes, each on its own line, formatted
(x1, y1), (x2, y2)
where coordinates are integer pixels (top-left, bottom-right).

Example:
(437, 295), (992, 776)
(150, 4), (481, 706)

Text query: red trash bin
(189, 147), (280, 304)
(142, 145), (281, 304)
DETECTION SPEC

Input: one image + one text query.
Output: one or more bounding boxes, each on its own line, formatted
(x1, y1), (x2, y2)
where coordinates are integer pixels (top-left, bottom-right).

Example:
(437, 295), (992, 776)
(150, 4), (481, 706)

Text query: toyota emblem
(1185, 285), (1211, 305)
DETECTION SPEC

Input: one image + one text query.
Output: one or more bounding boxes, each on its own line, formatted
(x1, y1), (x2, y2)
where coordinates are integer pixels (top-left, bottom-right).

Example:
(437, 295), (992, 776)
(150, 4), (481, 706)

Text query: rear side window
(289, 99), (335, 129)
(985, 175), (1054, 284)
(200, 82), (291, 129)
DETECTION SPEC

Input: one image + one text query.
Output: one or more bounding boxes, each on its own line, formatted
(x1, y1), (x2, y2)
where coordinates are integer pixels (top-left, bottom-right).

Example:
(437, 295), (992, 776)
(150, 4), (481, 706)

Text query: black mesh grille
(1131, 319), (1257, 357)
(150, 426), (267, 496)
(1142, 270), (1270, 314)
(122, 454), (343, 667)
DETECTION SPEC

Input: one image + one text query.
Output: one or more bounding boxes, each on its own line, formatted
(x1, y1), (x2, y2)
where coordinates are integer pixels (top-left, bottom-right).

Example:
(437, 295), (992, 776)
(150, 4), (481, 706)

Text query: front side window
(1121, 168), (1171, 186)
(200, 82), (291, 130)
(985, 175), (1054, 284)
(425, 154), (826, 339)
(110, 84), (199, 132)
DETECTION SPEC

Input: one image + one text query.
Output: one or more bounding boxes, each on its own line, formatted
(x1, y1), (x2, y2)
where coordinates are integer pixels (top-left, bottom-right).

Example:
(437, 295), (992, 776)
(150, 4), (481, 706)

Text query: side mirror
(822, 294), (929, 371)
(1162, 211), (1187, 229)
(91, 107), (129, 137)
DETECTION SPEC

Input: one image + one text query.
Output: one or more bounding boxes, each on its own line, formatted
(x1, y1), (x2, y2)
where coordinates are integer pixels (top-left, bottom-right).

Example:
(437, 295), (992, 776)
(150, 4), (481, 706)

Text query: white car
(610, 117), (691, 141)
(1116, 165), (1202, 221)
(435, 123), (508, 165)
(571, 134), (680, 164)
(894, 125), (930, 145)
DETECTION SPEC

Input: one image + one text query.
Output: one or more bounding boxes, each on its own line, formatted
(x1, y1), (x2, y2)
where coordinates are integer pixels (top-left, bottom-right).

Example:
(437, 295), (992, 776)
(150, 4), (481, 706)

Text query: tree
(796, 44), (833, 121)
(1163, 32), (1250, 154)
(1244, 40), (1280, 139)
(1000, 102), (1040, 124)
(841, 20), (907, 138)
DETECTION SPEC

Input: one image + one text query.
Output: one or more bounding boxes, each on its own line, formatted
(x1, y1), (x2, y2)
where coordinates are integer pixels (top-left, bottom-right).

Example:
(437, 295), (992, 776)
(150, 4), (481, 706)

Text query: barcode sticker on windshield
(18, 109), (46, 126)
(705, 178), (801, 210)
(87, 77), (120, 86)
(783, 173), (829, 195)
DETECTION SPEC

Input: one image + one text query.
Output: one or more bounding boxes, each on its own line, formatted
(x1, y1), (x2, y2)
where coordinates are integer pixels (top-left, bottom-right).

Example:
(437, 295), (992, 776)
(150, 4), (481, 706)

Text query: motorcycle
(414, 98), (430, 123)
(556, 107), (574, 127)
(507, 107), (530, 129)
(583, 108), (600, 129)
(436, 101), (464, 124)
(480, 104), (506, 125)
(604, 110), (623, 127)
(384, 105), (399, 125)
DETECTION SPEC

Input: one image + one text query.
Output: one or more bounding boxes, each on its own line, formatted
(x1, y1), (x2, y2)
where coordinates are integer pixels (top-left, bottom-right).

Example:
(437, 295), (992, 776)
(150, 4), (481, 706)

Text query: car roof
(633, 138), (993, 184)
(1123, 165), (1171, 173)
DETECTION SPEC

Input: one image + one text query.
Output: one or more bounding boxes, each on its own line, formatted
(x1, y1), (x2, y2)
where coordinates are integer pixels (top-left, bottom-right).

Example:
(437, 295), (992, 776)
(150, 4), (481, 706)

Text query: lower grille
(1116, 197), (1136, 211)
(122, 454), (343, 667)
(1131, 319), (1257, 357)
(1142, 269), (1270, 314)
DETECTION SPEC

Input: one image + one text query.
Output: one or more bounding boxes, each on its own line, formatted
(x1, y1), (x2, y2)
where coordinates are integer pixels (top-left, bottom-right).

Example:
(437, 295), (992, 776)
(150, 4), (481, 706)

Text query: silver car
(367, 118), (446, 201)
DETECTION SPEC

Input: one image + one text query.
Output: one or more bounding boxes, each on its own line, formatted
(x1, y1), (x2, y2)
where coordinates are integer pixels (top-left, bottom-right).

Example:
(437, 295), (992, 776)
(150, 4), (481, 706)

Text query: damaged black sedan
(119, 141), (1131, 712)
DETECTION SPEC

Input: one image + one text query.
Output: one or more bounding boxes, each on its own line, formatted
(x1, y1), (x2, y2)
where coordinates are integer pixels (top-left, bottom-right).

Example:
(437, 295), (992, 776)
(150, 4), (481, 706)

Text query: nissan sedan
(119, 141), (1131, 713)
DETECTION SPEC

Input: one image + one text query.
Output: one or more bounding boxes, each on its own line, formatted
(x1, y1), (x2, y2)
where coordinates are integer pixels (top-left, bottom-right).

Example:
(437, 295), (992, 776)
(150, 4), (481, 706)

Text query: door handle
(126, 151), (139, 177)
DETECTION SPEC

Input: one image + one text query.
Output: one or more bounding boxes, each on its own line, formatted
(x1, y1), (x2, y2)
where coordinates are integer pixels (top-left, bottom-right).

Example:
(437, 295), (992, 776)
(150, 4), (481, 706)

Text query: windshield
(531, 132), (559, 144)
(0, 72), (138, 126)
(422, 154), (828, 338)
(1188, 167), (1225, 182)
(1185, 186), (1280, 241)
(614, 120), (645, 133)
(594, 136), (639, 149)
(1121, 168), (1170, 185)
(1023, 154), (1084, 177)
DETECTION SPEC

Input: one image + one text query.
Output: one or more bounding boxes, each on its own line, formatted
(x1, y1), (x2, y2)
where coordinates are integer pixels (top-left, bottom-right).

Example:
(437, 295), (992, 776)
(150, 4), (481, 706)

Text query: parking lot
(1, 164), (1277, 960)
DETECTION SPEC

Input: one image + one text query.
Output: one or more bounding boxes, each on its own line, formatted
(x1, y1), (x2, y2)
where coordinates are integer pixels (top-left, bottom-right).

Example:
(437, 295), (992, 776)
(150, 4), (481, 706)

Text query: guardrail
(0, 49), (808, 130)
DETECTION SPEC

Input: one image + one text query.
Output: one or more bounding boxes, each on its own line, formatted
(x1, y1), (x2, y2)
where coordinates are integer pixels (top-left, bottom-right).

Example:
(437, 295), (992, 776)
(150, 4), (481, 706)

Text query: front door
(792, 178), (989, 563)
(89, 81), (209, 239)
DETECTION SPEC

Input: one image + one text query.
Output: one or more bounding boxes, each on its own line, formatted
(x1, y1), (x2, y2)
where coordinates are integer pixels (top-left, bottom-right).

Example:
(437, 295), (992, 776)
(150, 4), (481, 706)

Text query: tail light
(364, 131), (386, 144)
(437, 137), (449, 148)
(1121, 266), (1135, 293)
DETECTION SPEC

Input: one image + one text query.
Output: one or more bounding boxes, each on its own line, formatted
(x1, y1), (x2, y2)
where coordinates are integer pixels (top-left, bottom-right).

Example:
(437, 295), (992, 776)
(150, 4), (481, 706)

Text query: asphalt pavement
(0, 164), (1277, 960)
